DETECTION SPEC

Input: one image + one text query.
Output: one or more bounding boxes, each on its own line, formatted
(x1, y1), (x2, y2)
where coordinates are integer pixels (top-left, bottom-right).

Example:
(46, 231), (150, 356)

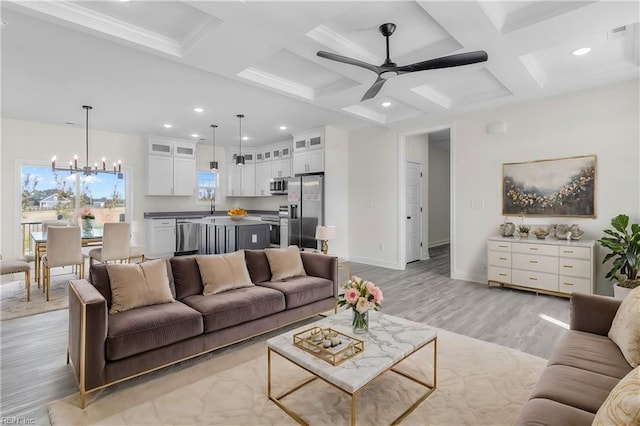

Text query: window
(197, 170), (217, 202)
(21, 165), (127, 225)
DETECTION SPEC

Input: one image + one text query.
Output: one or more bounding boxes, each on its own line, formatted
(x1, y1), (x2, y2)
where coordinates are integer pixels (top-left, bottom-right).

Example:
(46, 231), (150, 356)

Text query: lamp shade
(315, 225), (336, 241)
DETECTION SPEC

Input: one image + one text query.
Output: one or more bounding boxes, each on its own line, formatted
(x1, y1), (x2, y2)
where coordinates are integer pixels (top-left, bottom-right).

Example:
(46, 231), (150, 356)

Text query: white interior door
(406, 161), (422, 263)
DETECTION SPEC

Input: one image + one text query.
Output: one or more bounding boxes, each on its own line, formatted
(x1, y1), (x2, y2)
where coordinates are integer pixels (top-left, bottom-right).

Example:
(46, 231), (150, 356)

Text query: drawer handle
(563, 282), (574, 286)
(498, 245), (508, 248)
(529, 277), (538, 281)
(529, 247), (539, 251)
(499, 273), (508, 277)
(563, 265), (574, 268)
(563, 250), (574, 254)
(529, 260), (538, 264)
(499, 257), (508, 260)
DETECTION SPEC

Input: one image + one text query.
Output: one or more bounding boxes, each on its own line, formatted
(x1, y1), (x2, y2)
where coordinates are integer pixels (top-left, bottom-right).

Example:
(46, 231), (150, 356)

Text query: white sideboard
(487, 236), (596, 297)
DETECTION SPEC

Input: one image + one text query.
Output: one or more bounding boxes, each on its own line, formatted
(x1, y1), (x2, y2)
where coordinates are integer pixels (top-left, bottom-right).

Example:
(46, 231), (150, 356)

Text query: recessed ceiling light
(571, 47), (591, 56)
(381, 101), (392, 108)
(193, 107), (204, 113)
(191, 133), (199, 138)
(279, 126), (287, 130)
(242, 136), (249, 141)
(163, 123), (172, 129)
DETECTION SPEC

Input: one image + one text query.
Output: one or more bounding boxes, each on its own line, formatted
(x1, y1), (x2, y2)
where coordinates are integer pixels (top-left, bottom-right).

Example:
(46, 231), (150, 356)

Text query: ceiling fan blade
(361, 77), (386, 101)
(396, 50), (488, 74)
(317, 51), (380, 74)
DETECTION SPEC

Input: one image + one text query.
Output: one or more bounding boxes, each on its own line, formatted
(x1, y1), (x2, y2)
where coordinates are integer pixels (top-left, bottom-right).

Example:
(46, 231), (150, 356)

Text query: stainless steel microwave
(270, 177), (288, 194)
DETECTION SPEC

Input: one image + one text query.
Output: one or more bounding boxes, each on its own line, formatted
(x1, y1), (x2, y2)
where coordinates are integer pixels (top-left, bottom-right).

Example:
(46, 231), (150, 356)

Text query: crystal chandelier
(51, 105), (123, 179)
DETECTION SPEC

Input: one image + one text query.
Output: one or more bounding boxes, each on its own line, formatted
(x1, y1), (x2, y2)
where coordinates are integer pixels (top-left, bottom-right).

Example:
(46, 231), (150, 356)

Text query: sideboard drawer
(559, 276), (592, 294)
(559, 258), (591, 278)
(488, 241), (511, 252)
(512, 269), (559, 292)
(512, 243), (559, 256)
(513, 253), (559, 273)
(488, 251), (511, 268)
(558, 246), (591, 259)
(488, 266), (511, 283)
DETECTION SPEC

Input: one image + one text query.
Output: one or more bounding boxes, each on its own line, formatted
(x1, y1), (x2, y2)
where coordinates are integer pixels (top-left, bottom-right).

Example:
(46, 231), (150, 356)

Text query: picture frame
(502, 155), (596, 217)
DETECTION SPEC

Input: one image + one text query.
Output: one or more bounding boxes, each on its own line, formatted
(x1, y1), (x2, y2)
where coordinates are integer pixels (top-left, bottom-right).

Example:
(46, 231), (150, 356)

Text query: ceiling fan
(317, 23), (488, 102)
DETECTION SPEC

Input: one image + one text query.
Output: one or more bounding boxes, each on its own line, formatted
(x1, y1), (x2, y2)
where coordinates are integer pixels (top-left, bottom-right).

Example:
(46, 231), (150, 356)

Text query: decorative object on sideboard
(554, 224), (569, 239)
(235, 114), (245, 166)
(533, 228), (549, 239)
(499, 220), (515, 237)
(568, 224), (584, 240)
(502, 155), (596, 217)
(51, 105), (123, 179)
(598, 214), (640, 299)
(517, 225), (530, 238)
(315, 225), (336, 254)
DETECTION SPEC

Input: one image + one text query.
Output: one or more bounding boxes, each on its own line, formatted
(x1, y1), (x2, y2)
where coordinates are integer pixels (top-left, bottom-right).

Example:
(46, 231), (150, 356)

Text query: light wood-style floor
(0, 245), (570, 425)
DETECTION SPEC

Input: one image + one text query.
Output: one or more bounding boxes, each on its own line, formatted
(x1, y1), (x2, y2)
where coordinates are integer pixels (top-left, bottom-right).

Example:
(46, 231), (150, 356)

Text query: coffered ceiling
(1, 1), (638, 147)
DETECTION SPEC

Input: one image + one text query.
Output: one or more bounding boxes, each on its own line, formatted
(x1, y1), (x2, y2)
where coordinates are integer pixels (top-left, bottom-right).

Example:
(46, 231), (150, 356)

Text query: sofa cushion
(608, 285), (640, 367)
(514, 397), (595, 426)
(528, 365), (620, 414)
(244, 250), (272, 283)
(181, 286), (285, 333)
(264, 246), (306, 281)
(195, 251), (254, 296)
(170, 256), (204, 300)
(257, 276), (334, 309)
(106, 301), (203, 361)
(592, 365), (640, 426)
(547, 330), (633, 380)
(107, 260), (174, 314)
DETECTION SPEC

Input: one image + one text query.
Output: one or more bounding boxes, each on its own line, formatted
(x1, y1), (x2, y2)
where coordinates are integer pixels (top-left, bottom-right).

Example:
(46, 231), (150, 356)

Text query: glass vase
(352, 309), (369, 334)
(82, 218), (94, 237)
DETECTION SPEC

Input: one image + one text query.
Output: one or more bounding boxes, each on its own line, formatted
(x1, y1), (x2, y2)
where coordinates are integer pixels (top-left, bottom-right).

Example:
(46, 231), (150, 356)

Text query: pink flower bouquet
(337, 276), (383, 333)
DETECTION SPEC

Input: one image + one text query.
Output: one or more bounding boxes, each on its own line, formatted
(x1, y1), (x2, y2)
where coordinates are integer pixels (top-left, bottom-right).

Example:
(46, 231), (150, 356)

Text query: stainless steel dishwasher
(175, 219), (200, 255)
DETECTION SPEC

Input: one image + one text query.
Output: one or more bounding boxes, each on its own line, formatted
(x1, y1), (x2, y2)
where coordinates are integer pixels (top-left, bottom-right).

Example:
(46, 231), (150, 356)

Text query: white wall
(428, 143), (450, 248)
(451, 80), (639, 295)
(324, 126), (349, 259)
(348, 126), (400, 268)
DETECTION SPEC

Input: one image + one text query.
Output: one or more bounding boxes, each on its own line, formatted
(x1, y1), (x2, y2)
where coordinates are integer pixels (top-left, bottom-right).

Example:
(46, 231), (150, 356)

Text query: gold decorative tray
(293, 327), (364, 366)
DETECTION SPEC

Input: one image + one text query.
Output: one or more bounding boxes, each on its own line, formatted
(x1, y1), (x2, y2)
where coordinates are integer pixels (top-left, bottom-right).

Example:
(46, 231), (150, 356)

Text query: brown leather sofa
(515, 293), (632, 425)
(67, 250), (337, 408)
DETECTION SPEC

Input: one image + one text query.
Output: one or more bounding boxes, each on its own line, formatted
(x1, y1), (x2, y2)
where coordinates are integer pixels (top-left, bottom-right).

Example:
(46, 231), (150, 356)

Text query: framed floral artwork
(502, 155), (596, 217)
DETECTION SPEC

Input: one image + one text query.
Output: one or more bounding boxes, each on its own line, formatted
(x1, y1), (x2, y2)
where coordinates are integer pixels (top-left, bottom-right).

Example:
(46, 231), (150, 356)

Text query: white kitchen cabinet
(292, 128), (324, 153)
(255, 162), (272, 196)
(293, 149), (324, 174)
(146, 137), (196, 196)
(145, 219), (176, 258)
(487, 236), (595, 297)
(271, 158), (291, 178)
(228, 147), (256, 196)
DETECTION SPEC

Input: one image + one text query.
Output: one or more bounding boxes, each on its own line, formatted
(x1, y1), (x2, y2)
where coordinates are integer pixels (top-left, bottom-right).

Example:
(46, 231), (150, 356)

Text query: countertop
(144, 210), (277, 219)
(488, 235), (596, 247)
(184, 217), (268, 226)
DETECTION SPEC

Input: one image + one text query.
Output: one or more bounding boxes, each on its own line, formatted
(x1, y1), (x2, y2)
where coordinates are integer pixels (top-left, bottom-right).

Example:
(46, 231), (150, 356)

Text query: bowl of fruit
(227, 208), (247, 221)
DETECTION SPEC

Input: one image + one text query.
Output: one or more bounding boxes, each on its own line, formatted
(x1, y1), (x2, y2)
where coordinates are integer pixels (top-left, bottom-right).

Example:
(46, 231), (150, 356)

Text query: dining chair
(0, 255), (31, 301)
(41, 226), (84, 301)
(42, 220), (69, 231)
(88, 222), (132, 265)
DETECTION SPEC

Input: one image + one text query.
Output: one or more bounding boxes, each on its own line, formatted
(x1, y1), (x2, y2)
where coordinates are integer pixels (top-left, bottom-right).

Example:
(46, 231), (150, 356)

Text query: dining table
(30, 229), (103, 286)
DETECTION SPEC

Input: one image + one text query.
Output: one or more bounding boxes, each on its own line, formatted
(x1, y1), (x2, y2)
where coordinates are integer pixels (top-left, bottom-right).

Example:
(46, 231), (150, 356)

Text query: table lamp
(315, 225), (336, 255)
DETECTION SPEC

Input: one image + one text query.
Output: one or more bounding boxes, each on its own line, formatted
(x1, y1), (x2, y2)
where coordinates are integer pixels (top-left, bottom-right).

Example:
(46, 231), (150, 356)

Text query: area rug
(0, 273), (72, 320)
(48, 328), (546, 425)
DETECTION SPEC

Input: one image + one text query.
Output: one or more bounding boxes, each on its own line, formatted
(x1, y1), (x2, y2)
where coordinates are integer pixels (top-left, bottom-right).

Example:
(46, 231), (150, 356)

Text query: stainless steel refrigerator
(287, 175), (324, 250)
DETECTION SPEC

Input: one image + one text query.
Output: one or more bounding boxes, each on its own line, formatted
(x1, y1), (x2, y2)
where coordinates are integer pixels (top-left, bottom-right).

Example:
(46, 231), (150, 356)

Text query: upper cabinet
(292, 128), (324, 174)
(146, 136), (196, 196)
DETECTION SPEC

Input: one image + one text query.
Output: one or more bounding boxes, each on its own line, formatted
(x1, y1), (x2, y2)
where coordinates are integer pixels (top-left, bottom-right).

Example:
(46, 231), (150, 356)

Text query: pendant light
(209, 124), (218, 172)
(51, 105), (123, 179)
(236, 114), (245, 166)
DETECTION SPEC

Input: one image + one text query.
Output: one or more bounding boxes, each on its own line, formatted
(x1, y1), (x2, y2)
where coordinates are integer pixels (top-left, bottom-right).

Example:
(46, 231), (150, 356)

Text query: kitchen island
(187, 217), (270, 254)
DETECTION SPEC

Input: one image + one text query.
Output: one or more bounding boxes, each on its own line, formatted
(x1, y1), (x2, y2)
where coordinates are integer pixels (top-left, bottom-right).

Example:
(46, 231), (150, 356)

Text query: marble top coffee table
(267, 310), (437, 425)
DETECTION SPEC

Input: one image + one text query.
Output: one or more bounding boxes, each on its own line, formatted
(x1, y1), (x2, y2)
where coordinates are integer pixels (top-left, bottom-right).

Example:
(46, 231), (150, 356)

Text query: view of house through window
(21, 165), (126, 226)
(197, 170), (217, 203)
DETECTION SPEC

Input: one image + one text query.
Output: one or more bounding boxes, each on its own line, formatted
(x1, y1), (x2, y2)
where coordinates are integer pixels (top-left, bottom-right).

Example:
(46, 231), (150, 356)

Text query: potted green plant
(598, 214), (640, 299)
(517, 225), (530, 238)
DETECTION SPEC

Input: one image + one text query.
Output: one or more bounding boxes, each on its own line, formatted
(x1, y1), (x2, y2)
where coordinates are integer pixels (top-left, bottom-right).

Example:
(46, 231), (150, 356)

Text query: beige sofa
(68, 250), (338, 408)
(515, 293), (632, 425)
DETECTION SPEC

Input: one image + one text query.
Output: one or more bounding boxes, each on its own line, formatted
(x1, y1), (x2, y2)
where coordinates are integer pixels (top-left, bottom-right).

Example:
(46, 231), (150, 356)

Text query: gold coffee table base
(268, 337), (437, 425)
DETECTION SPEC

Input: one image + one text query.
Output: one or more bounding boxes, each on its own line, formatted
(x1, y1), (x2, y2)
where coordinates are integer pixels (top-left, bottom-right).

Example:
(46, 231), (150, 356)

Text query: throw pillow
(592, 365), (640, 426)
(264, 245), (307, 281)
(608, 286), (640, 367)
(195, 251), (254, 296)
(108, 259), (174, 314)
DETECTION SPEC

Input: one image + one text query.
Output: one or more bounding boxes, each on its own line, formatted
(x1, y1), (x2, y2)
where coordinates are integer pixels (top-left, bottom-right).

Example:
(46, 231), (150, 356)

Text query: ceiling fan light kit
(317, 22), (488, 102)
(51, 105), (123, 179)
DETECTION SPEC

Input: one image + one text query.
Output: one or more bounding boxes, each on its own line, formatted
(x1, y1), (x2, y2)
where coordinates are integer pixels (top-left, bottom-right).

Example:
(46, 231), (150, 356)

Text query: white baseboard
(428, 239), (450, 248)
(349, 255), (404, 270)
(452, 271), (486, 284)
